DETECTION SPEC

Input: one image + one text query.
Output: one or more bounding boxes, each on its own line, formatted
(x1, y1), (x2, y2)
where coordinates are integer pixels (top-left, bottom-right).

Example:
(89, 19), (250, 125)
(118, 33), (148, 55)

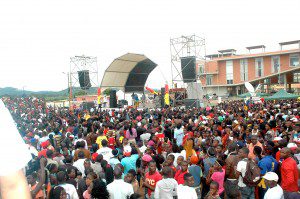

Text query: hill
(0, 87), (98, 100)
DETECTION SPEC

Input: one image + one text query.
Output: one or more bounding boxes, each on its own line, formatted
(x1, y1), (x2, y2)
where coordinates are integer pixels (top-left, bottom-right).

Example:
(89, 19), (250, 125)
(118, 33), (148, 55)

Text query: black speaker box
(161, 87), (165, 107)
(77, 70), (92, 89)
(180, 56), (196, 83)
(110, 90), (117, 108)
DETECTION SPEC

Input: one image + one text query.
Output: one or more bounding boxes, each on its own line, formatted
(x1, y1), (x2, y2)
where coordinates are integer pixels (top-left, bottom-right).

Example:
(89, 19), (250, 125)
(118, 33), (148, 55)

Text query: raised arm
(31, 158), (47, 198)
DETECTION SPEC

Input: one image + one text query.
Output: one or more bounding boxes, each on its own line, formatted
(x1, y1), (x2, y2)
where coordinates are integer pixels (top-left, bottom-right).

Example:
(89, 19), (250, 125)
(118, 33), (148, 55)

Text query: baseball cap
(123, 151), (131, 157)
(112, 149), (119, 157)
(287, 142), (298, 150)
(263, 172), (279, 182)
(92, 153), (99, 161)
(142, 154), (152, 162)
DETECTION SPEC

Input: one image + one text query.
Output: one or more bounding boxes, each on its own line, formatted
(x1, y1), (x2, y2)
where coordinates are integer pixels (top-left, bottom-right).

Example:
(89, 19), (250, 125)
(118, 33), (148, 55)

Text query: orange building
(200, 40), (300, 96)
(75, 95), (98, 102)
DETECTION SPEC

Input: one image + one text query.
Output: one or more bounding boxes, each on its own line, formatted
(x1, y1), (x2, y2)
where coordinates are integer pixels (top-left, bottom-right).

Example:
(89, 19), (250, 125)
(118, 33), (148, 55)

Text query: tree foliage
(103, 88), (112, 96)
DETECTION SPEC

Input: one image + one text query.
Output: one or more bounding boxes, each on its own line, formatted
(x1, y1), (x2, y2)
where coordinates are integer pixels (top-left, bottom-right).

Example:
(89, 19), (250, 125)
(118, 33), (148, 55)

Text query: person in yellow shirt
(96, 129), (108, 149)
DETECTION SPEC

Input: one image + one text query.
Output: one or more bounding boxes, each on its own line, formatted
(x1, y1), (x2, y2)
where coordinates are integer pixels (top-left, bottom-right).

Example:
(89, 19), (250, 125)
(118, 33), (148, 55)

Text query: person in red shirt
(143, 161), (162, 198)
(163, 154), (177, 174)
(156, 132), (165, 154)
(107, 130), (115, 150)
(174, 160), (189, 185)
(275, 139), (287, 162)
(280, 147), (300, 198)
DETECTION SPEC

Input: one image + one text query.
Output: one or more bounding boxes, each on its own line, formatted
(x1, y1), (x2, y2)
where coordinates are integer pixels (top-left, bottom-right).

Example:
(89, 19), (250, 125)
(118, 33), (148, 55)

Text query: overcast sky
(0, 0), (299, 91)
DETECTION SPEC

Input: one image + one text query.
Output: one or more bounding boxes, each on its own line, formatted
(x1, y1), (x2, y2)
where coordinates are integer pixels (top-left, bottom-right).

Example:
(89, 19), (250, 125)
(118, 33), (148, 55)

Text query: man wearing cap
(109, 149), (121, 169)
(280, 147), (300, 198)
(121, 143), (142, 174)
(263, 172), (283, 199)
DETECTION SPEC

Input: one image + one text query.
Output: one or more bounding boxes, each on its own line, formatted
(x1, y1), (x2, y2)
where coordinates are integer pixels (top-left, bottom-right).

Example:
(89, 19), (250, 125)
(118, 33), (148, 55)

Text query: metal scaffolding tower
(69, 55), (99, 90)
(170, 34), (206, 107)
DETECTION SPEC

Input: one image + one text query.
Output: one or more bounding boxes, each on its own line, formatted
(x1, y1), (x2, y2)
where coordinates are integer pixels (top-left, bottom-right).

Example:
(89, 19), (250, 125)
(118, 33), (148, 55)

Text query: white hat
(291, 118), (298, 122)
(273, 137), (283, 142)
(263, 172), (278, 182)
(287, 142), (298, 149)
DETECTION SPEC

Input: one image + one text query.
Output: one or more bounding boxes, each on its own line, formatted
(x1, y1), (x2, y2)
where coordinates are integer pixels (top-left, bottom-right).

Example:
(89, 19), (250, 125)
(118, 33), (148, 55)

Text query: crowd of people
(1, 96), (300, 199)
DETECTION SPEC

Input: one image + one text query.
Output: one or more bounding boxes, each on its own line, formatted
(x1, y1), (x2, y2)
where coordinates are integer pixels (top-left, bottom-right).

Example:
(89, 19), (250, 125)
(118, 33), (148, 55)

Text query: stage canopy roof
(100, 53), (157, 93)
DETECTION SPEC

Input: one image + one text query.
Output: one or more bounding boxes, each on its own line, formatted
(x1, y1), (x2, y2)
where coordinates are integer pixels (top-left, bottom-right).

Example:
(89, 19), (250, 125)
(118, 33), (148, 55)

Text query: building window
(226, 60), (233, 84)
(293, 72), (300, 83)
(206, 75), (212, 85)
(271, 56), (280, 73)
(255, 58), (264, 77)
(290, 54), (300, 67)
(198, 63), (204, 74)
(278, 74), (284, 84)
(240, 59), (248, 81)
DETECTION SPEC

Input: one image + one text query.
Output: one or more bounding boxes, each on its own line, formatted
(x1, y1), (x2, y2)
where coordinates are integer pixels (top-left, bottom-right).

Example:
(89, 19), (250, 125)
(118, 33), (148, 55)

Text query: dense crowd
(1, 96), (300, 199)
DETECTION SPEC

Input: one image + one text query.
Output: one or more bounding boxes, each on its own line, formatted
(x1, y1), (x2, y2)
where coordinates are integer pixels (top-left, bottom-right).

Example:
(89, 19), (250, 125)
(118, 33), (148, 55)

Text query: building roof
(246, 45), (266, 50)
(279, 40), (300, 46)
(218, 49), (236, 54)
(205, 54), (220, 58)
(211, 49), (300, 61)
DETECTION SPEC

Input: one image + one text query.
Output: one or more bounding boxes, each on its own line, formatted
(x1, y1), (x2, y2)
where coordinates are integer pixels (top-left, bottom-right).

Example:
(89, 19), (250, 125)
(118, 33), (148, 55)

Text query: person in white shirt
(96, 140), (113, 163)
(177, 173), (198, 199)
(174, 124), (184, 146)
(57, 171), (79, 199)
(73, 151), (86, 177)
(74, 133), (88, 150)
(154, 166), (178, 199)
(0, 99), (32, 199)
(263, 172), (284, 199)
(107, 167), (134, 199)
(235, 147), (255, 199)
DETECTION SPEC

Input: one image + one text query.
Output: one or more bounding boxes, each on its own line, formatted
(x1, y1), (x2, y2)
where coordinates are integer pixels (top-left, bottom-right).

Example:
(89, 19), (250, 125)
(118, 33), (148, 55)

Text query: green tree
(75, 90), (86, 96)
(103, 88), (112, 96)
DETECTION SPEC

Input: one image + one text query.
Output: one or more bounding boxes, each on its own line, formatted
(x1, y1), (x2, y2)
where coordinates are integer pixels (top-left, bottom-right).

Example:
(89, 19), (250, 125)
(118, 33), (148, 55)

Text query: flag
(145, 86), (158, 95)
(97, 88), (101, 105)
(164, 84), (170, 105)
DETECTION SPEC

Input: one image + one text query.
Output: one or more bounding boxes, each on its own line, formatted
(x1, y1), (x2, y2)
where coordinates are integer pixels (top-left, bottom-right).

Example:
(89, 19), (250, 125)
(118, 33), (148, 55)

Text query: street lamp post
(63, 72), (72, 110)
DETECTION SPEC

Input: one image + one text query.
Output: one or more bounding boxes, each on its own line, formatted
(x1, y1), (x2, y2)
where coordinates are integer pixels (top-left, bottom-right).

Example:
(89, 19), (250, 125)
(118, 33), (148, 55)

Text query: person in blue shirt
(188, 155), (202, 198)
(121, 144), (142, 174)
(202, 147), (217, 197)
(258, 145), (279, 199)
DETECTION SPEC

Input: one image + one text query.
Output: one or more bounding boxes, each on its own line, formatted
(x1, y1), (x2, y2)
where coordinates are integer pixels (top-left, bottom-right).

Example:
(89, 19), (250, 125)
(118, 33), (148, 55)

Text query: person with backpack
(235, 147), (260, 199)
(257, 145), (278, 199)
(224, 143), (240, 197)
